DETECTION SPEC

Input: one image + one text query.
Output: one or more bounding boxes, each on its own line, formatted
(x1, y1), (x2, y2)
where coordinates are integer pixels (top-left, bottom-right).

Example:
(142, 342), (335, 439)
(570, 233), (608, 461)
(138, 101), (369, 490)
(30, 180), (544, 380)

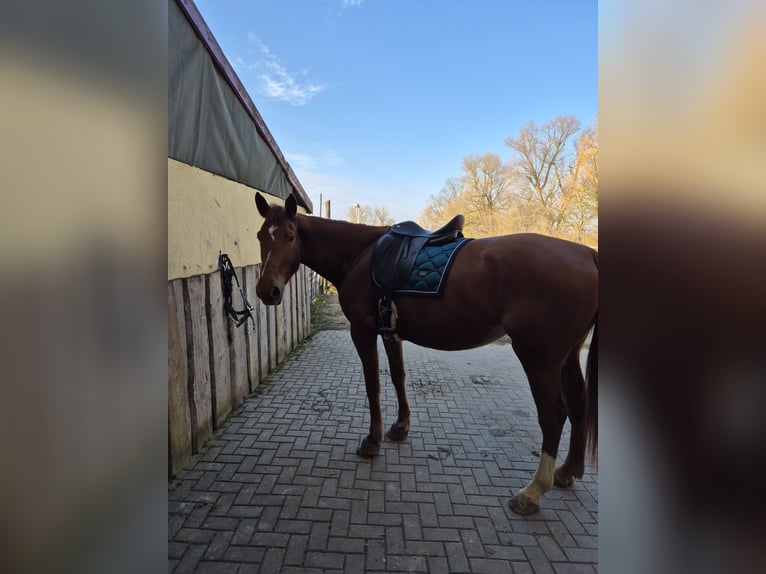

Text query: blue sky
(195, 0), (597, 223)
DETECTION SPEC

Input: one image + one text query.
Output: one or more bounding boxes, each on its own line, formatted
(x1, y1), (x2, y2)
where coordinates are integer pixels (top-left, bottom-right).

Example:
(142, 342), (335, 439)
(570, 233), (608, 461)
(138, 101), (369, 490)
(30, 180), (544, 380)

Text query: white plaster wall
(168, 158), (304, 280)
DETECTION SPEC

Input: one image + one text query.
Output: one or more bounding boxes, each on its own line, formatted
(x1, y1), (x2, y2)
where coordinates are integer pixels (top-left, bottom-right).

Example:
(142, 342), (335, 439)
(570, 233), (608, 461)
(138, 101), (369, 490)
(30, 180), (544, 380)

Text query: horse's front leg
(351, 326), (383, 457)
(383, 338), (410, 441)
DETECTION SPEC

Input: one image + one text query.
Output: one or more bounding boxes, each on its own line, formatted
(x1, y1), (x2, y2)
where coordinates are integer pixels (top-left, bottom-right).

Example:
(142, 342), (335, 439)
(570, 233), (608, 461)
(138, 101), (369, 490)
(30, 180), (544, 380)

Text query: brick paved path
(169, 330), (598, 573)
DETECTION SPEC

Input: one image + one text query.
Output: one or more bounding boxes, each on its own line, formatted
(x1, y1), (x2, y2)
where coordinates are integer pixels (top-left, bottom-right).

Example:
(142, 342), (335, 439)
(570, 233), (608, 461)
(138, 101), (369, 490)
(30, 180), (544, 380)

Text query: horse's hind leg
(383, 338), (410, 441)
(509, 344), (568, 515)
(554, 350), (587, 487)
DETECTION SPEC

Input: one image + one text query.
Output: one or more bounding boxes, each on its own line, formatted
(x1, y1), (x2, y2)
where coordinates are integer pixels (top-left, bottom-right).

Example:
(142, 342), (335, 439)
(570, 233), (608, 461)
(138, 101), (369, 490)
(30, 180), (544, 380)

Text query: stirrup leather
(377, 296), (399, 341)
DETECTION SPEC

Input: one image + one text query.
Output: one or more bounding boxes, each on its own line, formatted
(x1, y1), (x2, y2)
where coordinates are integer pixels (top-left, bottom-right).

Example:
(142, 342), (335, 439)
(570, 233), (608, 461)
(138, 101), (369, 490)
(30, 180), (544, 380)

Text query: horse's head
(254, 192), (301, 305)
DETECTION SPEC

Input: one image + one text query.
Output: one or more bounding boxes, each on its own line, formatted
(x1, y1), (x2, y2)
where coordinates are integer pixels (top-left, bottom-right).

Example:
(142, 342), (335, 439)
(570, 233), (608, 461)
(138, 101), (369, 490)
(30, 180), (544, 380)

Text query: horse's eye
(288, 235), (295, 242)
(257, 231), (263, 241)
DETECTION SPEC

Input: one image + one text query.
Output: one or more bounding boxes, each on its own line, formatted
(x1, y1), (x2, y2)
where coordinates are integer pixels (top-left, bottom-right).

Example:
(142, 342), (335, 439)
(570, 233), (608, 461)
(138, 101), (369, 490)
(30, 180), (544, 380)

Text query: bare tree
(561, 123), (598, 243)
(346, 203), (393, 226)
(420, 177), (464, 229)
(420, 155), (513, 237)
(460, 152), (514, 236)
(347, 203), (370, 224)
(372, 206), (395, 226)
(419, 115), (597, 243)
(505, 115), (581, 235)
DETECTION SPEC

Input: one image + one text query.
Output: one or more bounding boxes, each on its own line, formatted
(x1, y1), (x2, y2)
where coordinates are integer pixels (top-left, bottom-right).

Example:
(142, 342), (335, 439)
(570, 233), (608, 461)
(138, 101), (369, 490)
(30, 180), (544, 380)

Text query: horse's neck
(297, 215), (385, 288)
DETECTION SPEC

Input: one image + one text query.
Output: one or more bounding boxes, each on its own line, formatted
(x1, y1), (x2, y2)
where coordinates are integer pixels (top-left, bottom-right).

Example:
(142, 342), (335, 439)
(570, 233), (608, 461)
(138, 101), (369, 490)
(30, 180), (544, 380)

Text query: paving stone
(175, 528), (215, 544)
(524, 547), (555, 574)
(259, 547), (285, 573)
(168, 330), (598, 572)
(423, 527), (461, 542)
(551, 563), (597, 574)
(193, 562), (233, 574)
(168, 542), (187, 560)
(283, 534), (308, 565)
(327, 536), (366, 554)
(445, 541), (470, 571)
(204, 530), (234, 561)
(387, 554), (428, 572)
(470, 557), (514, 574)
(222, 545), (265, 563)
(344, 553), (365, 573)
(365, 538), (386, 570)
(512, 561), (536, 574)
(304, 551), (345, 569)
(538, 535), (568, 562)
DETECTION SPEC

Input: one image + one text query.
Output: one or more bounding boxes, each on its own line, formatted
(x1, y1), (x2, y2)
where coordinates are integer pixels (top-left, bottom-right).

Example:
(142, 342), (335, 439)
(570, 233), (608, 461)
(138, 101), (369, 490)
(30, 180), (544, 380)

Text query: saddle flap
(372, 234), (427, 292)
(371, 232), (400, 289)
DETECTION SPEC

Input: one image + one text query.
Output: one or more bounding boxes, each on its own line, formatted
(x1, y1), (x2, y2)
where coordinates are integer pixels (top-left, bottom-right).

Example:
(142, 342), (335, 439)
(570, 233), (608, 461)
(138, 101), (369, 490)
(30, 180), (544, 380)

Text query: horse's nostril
(271, 286), (281, 300)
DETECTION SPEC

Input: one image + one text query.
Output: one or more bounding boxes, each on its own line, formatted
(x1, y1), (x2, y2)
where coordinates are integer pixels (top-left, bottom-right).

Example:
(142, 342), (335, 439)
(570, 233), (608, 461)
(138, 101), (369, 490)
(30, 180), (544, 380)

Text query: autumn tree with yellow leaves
(420, 115), (597, 246)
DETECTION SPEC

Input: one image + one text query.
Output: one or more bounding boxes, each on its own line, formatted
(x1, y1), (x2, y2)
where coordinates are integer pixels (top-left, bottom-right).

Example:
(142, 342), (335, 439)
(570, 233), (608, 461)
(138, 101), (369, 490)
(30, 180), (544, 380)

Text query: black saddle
(385, 215), (465, 239)
(371, 214), (465, 295)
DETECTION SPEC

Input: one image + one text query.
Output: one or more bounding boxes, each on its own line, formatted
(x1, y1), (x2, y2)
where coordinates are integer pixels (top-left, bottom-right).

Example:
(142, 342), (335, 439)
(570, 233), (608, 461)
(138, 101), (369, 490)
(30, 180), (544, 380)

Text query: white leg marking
(518, 452), (556, 505)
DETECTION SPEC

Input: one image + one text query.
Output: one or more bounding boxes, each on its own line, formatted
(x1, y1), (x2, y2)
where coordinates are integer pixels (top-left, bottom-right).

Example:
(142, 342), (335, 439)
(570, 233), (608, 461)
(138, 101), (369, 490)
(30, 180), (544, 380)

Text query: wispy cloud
(286, 146), (343, 172)
(235, 34), (325, 106)
(334, 0), (364, 18)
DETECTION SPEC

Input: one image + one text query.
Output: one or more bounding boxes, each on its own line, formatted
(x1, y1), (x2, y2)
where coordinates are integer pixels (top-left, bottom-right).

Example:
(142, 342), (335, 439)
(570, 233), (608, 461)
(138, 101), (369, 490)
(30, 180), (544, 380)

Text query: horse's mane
(298, 214), (388, 246)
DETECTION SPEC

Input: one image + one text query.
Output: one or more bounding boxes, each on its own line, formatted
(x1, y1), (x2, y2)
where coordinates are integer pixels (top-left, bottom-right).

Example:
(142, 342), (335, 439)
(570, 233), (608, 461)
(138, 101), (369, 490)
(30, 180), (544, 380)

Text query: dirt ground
(310, 292), (350, 333)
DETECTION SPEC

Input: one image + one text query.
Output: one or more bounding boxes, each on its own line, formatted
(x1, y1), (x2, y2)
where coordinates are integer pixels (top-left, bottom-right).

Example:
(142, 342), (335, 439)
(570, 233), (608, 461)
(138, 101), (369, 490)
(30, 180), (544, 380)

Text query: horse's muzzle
(256, 280), (283, 305)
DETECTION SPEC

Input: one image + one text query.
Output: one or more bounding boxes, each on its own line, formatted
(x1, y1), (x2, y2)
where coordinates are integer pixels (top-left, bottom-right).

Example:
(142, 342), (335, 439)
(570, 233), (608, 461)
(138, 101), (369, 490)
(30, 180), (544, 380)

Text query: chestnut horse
(254, 193), (598, 515)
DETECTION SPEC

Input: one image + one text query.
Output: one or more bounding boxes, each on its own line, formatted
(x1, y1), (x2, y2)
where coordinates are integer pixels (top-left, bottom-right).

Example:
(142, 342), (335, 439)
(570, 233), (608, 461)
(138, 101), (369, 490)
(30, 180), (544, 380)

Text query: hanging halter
(217, 252), (254, 328)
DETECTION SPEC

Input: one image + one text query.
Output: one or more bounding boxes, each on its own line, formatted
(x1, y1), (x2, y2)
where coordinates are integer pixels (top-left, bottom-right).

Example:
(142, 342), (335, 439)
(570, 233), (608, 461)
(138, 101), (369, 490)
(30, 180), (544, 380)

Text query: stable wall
(168, 158), (312, 477)
(168, 264), (310, 478)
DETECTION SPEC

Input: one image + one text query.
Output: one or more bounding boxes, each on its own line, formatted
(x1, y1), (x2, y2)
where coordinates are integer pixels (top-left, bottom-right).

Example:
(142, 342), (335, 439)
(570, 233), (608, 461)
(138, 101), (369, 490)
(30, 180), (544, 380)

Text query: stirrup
(377, 296), (399, 341)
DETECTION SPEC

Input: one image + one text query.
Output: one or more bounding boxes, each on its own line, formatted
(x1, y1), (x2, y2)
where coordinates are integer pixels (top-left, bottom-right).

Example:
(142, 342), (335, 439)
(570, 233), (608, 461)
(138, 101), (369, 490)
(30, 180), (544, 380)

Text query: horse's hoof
(554, 467), (575, 488)
(385, 423), (409, 442)
(509, 492), (540, 515)
(356, 437), (381, 458)
(554, 463), (583, 487)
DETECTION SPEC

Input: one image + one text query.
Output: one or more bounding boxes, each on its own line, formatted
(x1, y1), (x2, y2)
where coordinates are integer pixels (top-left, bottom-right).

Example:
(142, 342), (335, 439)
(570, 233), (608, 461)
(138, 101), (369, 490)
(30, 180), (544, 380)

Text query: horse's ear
(285, 193), (297, 220)
(255, 193), (270, 218)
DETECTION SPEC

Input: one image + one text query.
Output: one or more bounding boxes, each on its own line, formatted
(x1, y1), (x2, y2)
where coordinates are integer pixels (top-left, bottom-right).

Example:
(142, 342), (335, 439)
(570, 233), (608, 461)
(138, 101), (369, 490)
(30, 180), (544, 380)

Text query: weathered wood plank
(304, 267), (311, 337)
(297, 267), (304, 341)
(293, 268), (301, 343)
(207, 271), (231, 429)
(284, 279), (293, 356)
(257, 265), (270, 381)
(298, 266), (306, 341)
(251, 265), (270, 381)
(185, 275), (213, 453)
(276, 281), (286, 364)
(290, 273), (298, 349)
(228, 267), (250, 406)
(299, 266), (308, 340)
(266, 298), (277, 372)
(168, 281), (191, 478)
(288, 278), (294, 350)
(243, 265), (260, 392)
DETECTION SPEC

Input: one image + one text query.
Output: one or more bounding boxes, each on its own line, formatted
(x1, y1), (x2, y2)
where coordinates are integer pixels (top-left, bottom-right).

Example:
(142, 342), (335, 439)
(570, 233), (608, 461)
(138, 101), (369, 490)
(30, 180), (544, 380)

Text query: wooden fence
(168, 264), (311, 478)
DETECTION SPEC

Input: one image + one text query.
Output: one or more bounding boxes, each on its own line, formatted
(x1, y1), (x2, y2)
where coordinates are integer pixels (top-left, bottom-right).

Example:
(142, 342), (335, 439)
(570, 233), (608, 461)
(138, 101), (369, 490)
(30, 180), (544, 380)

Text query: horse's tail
(585, 311), (598, 466)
